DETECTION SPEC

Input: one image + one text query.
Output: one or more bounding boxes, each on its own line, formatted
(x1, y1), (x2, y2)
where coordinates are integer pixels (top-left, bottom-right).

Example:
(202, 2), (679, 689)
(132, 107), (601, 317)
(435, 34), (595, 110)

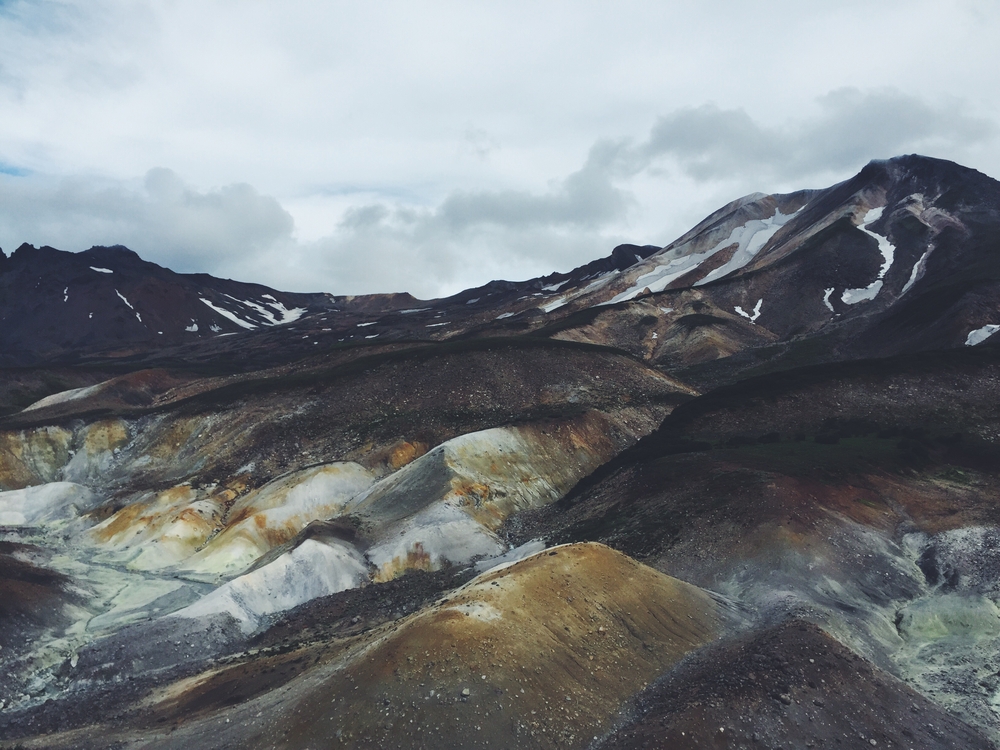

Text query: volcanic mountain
(0, 154), (998, 749)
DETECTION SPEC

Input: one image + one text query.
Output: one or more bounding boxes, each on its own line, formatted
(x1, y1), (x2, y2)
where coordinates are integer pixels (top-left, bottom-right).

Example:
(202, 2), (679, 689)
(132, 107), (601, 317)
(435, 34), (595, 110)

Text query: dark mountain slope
(600, 620), (994, 750)
(0, 244), (328, 365)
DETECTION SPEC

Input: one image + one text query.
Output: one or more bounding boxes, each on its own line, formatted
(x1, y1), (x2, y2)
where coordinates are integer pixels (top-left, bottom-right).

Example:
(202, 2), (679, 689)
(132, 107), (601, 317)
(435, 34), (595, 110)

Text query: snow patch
(222, 294), (305, 325)
(466, 298), (480, 304)
(23, 382), (107, 411)
(357, 321), (377, 327)
(695, 207), (802, 286)
(63, 287), (68, 303)
(841, 207), (896, 305)
(399, 308), (431, 314)
(495, 312), (515, 320)
(735, 298), (763, 324)
(966, 324), (1000, 346)
(606, 207), (800, 305)
(116, 290), (133, 309)
(823, 288), (835, 313)
(185, 321), (199, 332)
(541, 280), (570, 292)
(901, 247), (934, 296)
(90, 266), (112, 274)
(199, 298), (256, 330)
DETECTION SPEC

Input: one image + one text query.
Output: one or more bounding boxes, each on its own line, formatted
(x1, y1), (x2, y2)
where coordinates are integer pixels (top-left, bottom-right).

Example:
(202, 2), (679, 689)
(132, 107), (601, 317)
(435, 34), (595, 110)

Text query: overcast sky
(1, 0), (998, 299)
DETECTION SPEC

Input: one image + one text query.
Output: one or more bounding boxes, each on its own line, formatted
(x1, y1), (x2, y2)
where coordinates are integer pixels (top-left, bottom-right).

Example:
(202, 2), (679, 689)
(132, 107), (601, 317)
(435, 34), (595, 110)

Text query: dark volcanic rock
(599, 620), (994, 750)
(0, 243), (329, 366)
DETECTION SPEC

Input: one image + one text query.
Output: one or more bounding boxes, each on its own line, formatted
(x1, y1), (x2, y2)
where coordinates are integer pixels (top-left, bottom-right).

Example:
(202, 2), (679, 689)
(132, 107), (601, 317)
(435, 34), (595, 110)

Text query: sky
(1, 1), (998, 299)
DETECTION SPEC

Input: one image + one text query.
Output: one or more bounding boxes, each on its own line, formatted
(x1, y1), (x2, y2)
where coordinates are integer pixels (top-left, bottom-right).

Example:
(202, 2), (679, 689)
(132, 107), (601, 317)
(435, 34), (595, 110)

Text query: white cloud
(642, 89), (996, 182)
(0, 168), (293, 273)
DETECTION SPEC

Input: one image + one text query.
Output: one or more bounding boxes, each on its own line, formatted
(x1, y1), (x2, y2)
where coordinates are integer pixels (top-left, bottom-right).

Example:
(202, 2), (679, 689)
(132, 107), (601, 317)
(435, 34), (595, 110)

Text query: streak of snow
(426, 322), (449, 327)
(89, 266), (112, 273)
(965, 324), (1000, 346)
(22, 382), (107, 411)
(606, 209), (800, 305)
(581, 270), (618, 293)
(696, 207), (803, 286)
(399, 308), (431, 314)
(823, 288), (835, 312)
(658, 307), (674, 314)
(541, 297), (568, 313)
(466, 298), (480, 304)
(495, 312), (515, 320)
(222, 294), (305, 325)
(734, 298), (763, 324)
(199, 298), (256, 329)
(357, 321), (377, 327)
(63, 287), (68, 302)
(365, 334), (379, 339)
(901, 247), (934, 296)
(841, 207), (896, 305)
(116, 290), (142, 322)
(541, 280), (570, 292)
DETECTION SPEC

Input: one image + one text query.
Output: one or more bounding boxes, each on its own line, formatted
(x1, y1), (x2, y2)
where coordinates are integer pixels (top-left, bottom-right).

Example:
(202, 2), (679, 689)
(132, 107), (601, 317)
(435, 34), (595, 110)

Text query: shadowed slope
(600, 620), (994, 750)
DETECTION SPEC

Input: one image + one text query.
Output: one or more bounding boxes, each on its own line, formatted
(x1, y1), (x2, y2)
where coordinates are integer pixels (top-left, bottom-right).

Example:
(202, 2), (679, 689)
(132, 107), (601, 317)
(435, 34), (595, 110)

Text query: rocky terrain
(0, 154), (998, 748)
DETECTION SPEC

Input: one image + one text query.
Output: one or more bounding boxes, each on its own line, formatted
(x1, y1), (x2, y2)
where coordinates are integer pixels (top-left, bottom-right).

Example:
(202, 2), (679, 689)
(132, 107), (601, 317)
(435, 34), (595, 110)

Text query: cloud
(641, 88), (997, 182)
(0, 168), (293, 272)
(439, 139), (633, 230)
(277, 145), (634, 297)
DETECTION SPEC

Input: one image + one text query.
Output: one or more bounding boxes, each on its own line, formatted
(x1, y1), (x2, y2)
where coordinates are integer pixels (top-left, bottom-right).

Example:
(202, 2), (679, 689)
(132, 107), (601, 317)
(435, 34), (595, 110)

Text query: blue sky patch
(0, 163), (29, 177)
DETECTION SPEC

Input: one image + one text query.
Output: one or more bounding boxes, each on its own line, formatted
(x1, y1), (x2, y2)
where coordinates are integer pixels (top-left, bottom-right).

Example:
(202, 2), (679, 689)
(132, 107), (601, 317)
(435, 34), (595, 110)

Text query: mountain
(0, 154), (999, 749)
(0, 243), (335, 366)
